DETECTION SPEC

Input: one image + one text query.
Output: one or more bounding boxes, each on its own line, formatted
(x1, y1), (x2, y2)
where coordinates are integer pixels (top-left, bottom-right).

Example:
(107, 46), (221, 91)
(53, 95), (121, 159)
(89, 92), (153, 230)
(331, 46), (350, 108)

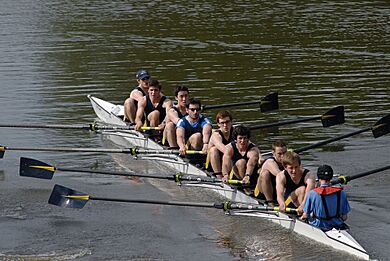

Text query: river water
(1, 1), (389, 260)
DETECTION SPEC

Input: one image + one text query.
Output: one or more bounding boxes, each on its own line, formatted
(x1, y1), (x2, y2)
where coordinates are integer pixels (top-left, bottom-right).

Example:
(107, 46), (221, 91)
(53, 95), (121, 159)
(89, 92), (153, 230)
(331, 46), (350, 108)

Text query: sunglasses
(141, 77), (150, 81)
(188, 108), (200, 112)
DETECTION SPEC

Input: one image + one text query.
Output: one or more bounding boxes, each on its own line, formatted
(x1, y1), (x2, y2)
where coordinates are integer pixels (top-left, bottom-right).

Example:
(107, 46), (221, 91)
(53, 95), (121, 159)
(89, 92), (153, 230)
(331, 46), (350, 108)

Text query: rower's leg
(209, 146), (222, 173)
(147, 111), (160, 127)
(290, 186), (305, 207)
(260, 170), (274, 201)
(235, 159), (247, 179)
(124, 98), (136, 122)
(164, 122), (177, 147)
(188, 133), (202, 151)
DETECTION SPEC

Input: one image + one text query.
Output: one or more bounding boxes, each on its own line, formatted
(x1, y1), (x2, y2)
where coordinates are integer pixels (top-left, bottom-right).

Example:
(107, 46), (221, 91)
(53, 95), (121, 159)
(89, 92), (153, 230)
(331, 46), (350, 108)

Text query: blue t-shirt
(176, 115), (211, 129)
(303, 184), (351, 231)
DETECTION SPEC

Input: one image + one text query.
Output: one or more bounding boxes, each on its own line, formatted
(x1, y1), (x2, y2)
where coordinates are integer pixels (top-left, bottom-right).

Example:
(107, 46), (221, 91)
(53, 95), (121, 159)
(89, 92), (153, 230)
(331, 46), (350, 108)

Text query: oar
(48, 184), (297, 214)
(249, 106), (344, 130)
(293, 113), (390, 154)
(331, 165), (390, 185)
(19, 157), (216, 183)
(19, 157), (246, 188)
(0, 123), (161, 132)
(201, 92), (278, 112)
(0, 146), (202, 159)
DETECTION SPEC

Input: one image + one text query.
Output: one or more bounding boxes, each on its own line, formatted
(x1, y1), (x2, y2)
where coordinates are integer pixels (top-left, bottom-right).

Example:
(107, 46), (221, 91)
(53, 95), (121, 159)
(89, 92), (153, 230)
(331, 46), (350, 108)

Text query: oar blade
(260, 92), (279, 112)
(0, 146), (4, 158)
(372, 114), (390, 138)
(321, 106), (345, 127)
(48, 184), (89, 209)
(19, 157), (55, 179)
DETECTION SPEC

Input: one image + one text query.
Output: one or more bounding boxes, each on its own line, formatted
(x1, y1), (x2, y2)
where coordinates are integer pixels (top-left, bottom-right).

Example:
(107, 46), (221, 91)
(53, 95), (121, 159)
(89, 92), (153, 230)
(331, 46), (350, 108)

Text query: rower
(176, 98), (212, 156)
(256, 139), (287, 204)
(135, 79), (173, 131)
(163, 86), (189, 147)
(276, 151), (315, 214)
(207, 110), (234, 178)
(123, 69), (151, 123)
(301, 165), (351, 231)
(221, 125), (260, 187)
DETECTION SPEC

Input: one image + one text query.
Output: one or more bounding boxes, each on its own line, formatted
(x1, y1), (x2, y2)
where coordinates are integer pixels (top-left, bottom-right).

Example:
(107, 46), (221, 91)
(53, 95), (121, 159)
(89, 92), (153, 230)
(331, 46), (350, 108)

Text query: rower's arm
(130, 89), (144, 101)
(266, 160), (283, 177)
(301, 172), (316, 208)
(209, 132), (226, 153)
(246, 147), (260, 175)
(135, 98), (146, 130)
(275, 171), (286, 208)
(167, 108), (180, 124)
(176, 124), (186, 154)
(222, 144), (233, 179)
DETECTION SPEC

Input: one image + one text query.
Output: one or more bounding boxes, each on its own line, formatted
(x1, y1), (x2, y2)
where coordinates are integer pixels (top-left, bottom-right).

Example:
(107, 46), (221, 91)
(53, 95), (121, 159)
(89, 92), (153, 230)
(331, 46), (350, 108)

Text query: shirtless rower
(176, 98), (212, 156)
(123, 69), (151, 123)
(208, 110), (234, 178)
(276, 151), (315, 214)
(222, 125), (260, 186)
(163, 86), (189, 147)
(256, 140), (288, 203)
(135, 79), (172, 131)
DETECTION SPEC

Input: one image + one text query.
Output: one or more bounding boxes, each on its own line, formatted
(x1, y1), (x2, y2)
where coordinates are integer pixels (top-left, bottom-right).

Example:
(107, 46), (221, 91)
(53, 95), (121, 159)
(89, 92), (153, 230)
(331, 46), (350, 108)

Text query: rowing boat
(88, 95), (369, 260)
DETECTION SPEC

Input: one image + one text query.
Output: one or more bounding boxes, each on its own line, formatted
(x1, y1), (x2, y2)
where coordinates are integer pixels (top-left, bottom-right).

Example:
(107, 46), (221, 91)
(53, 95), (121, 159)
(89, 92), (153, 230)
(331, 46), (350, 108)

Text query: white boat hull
(88, 95), (369, 260)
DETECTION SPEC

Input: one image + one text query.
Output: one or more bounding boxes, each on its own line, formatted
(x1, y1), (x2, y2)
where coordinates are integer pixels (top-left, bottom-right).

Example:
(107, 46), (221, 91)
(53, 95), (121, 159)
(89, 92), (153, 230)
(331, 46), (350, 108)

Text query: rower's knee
(189, 133), (202, 149)
(209, 146), (220, 157)
(148, 111), (160, 126)
(235, 159), (247, 171)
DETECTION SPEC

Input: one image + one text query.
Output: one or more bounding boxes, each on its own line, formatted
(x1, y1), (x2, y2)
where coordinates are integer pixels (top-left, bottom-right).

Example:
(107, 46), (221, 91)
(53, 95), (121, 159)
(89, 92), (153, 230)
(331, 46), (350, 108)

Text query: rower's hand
(279, 202), (286, 213)
(297, 205), (304, 216)
(300, 213), (308, 221)
(242, 175), (250, 184)
(222, 174), (229, 183)
(202, 143), (208, 154)
(158, 122), (165, 130)
(135, 121), (143, 131)
(178, 146), (186, 156)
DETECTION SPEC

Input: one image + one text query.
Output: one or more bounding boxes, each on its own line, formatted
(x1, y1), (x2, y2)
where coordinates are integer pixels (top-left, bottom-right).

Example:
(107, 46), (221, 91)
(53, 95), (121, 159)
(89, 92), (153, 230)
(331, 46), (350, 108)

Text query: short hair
(186, 98), (201, 108)
(149, 79), (162, 90)
(272, 139), (287, 151)
(282, 151), (301, 166)
(233, 125), (251, 139)
(174, 86), (189, 97)
(216, 110), (232, 123)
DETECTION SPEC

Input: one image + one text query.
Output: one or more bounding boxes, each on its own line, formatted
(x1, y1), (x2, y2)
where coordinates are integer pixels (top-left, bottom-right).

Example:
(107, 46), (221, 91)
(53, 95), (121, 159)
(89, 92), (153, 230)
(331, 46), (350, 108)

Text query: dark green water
(1, 1), (389, 260)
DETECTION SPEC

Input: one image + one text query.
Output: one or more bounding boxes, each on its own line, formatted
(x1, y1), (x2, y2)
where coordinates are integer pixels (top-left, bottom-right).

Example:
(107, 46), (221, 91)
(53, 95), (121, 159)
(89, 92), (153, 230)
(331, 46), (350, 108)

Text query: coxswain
(123, 69), (151, 123)
(135, 79), (172, 131)
(255, 139), (288, 204)
(176, 98), (212, 156)
(221, 125), (260, 186)
(163, 86), (189, 147)
(301, 165), (351, 231)
(207, 110), (234, 178)
(275, 151), (315, 214)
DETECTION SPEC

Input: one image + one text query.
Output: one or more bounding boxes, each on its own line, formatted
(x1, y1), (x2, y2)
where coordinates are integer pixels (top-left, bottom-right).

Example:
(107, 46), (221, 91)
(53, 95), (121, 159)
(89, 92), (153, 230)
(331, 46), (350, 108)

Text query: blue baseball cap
(136, 70), (150, 80)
